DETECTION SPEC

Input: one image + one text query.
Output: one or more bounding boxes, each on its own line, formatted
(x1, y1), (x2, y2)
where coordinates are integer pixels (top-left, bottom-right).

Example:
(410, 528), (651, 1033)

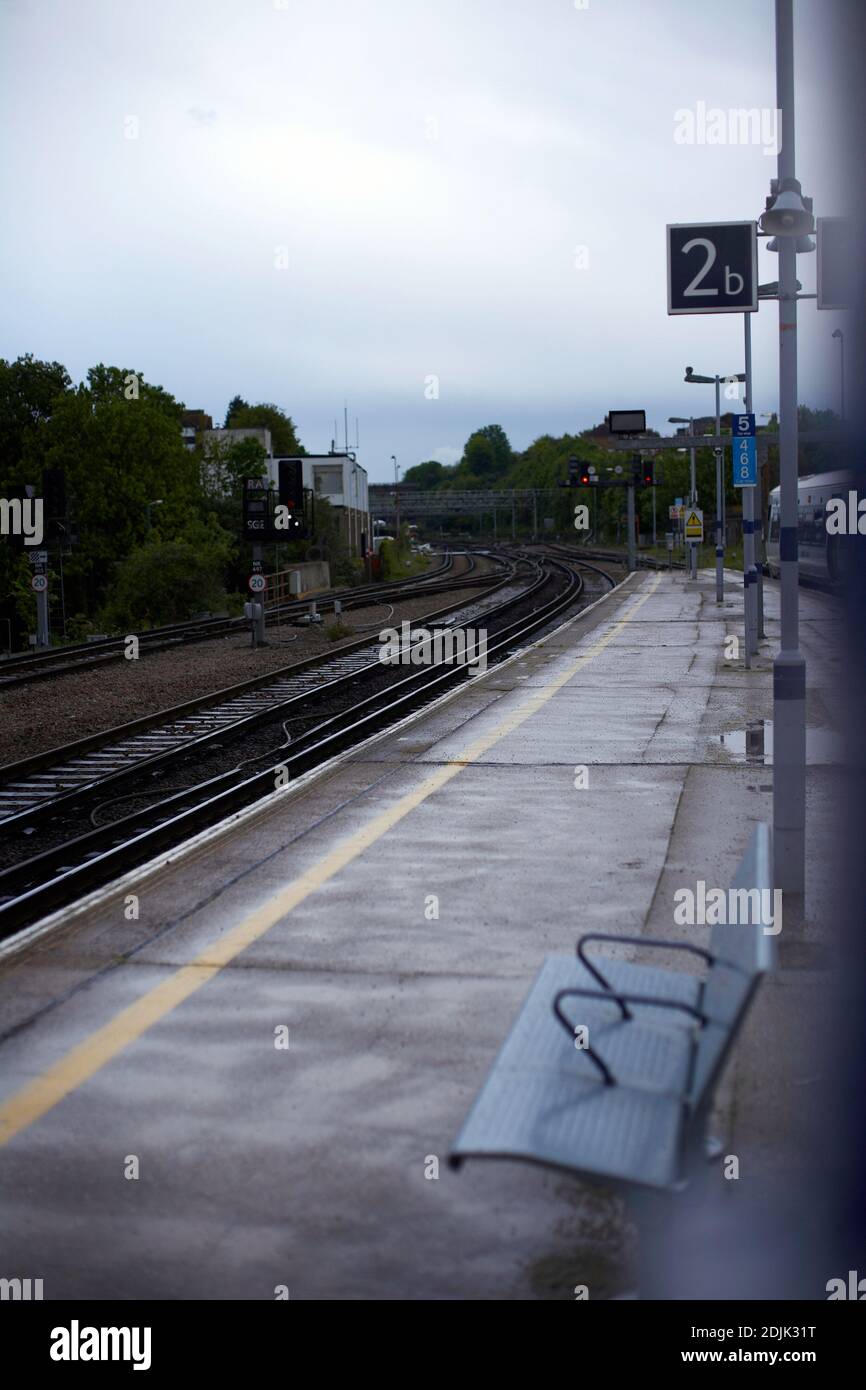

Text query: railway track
(0, 552), (614, 937)
(0, 549), (500, 689)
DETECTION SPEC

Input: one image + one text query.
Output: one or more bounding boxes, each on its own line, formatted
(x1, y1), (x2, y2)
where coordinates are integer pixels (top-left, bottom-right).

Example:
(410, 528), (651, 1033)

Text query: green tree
(0, 355), (73, 648)
(101, 518), (234, 629)
(36, 366), (199, 613)
(224, 436), (268, 497)
(228, 402), (304, 456)
(0, 353), (71, 484)
(451, 424), (513, 487)
(224, 395), (249, 427)
(402, 459), (447, 489)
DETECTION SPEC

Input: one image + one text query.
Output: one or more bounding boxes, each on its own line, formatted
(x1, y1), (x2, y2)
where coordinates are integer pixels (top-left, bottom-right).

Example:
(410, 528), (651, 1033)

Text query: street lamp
(684, 368), (745, 604)
(669, 415), (698, 579)
(145, 499), (164, 534)
(391, 455), (400, 535)
(832, 328), (845, 421)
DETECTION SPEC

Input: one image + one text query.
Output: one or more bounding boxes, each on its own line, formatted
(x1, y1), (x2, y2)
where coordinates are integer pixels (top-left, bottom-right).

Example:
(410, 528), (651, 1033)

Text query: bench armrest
(576, 934), (714, 1019)
(552, 986), (708, 1087)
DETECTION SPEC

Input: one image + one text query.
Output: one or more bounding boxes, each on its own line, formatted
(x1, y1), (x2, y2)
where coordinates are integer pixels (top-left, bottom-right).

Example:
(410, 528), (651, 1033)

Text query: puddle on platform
(718, 720), (844, 765)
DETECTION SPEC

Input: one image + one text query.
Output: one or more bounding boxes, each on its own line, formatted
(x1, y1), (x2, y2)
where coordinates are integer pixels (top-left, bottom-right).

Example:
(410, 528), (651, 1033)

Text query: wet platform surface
(0, 568), (841, 1299)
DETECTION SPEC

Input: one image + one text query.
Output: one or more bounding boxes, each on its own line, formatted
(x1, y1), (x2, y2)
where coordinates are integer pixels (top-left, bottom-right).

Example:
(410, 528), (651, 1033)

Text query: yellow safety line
(0, 575), (661, 1146)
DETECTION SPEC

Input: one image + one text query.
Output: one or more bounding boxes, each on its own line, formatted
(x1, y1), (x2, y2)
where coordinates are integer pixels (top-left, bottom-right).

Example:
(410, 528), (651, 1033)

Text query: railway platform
(0, 565), (841, 1299)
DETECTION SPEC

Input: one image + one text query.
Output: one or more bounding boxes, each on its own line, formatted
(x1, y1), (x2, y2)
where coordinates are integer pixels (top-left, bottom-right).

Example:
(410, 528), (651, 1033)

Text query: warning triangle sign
(684, 508), (703, 539)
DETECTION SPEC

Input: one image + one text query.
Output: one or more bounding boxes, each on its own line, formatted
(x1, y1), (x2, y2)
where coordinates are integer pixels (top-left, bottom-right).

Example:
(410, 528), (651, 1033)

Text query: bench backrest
(688, 822), (776, 1111)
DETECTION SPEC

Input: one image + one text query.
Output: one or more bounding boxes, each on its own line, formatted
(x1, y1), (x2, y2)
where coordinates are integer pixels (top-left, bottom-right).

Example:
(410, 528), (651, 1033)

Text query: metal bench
(449, 824), (775, 1291)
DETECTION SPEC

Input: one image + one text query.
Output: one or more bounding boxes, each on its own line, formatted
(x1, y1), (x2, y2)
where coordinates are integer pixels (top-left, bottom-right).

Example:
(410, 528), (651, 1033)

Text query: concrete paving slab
(0, 568), (841, 1299)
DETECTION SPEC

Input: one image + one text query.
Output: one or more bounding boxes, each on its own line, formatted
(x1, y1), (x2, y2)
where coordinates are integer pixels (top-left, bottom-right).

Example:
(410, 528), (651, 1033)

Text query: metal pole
(689, 416), (697, 579)
(652, 480), (656, 547)
(743, 314), (755, 666)
(772, 0), (805, 895)
(253, 543), (266, 646)
(714, 377), (724, 604)
(393, 456), (400, 537)
(626, 480), (636, 574)
(511, 491), (516, 540)
(533, 490), (538, 539)
(36, 579), (50, 648)
(57, 539), (68, 639)
(756, 490), (766, 636)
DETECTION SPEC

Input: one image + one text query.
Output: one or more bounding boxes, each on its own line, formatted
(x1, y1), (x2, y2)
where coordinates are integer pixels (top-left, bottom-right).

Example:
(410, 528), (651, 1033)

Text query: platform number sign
(732, 413), (757, 487)
(667, 221), (758, 315)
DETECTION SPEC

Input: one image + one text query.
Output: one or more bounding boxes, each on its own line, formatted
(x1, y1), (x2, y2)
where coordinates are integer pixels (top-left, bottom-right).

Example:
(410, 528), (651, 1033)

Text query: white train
(765, 470), (856, 584)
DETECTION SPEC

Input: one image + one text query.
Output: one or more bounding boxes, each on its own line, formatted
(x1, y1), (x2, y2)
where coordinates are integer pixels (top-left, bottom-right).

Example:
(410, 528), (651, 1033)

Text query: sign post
(733, 408), (758, 667)
(668, 222), (757, 603)
(30, 569), (50, 647)
(248, 560), (267, 647)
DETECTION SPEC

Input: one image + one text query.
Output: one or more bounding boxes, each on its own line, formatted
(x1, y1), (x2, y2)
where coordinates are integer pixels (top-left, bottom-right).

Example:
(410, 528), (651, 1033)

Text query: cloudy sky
(0, 0), (849, 481)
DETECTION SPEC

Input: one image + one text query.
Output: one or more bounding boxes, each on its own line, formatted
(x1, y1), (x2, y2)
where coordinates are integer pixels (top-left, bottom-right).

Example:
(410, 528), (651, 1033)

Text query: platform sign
(684, 507), (704, 541)
(732, 413), (757, 487)
(30, 572), (48, 592)
(817, 217), (852, 310)
(248, 573), (266, 594)
(667, 221), (758, 315)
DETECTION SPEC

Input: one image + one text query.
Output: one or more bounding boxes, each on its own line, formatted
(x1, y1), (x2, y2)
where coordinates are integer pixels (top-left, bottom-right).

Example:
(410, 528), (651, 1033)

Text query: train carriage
(766, 470), (856, 584)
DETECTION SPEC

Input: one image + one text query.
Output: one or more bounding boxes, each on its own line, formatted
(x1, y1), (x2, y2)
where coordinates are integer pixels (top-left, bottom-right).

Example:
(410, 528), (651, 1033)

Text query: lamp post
(145, 499), (164, 534)
(832, 328), (845, 421)
(759, 0), (815, 896)
(391, 455), (400, 537)
(684, 367), (745, 603)
(669, 416), (697, 578)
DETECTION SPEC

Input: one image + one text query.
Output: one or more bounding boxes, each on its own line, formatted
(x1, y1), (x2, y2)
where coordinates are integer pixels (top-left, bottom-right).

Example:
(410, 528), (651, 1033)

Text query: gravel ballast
(0, 583), (498, 768)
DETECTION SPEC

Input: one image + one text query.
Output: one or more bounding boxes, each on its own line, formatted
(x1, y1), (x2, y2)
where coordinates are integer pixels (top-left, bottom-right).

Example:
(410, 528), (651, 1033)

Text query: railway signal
(276, 458), (308, 537)
(41, 467), (66, 539)
(567, 458), (593, 486)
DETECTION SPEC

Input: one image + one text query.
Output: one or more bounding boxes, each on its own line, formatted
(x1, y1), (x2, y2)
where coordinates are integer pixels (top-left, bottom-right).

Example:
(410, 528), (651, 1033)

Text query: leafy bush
(100, 524), (232, 629)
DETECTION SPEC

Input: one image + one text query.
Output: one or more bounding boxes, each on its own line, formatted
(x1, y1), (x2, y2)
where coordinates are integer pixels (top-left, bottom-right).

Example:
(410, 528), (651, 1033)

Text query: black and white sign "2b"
(667, 221), (758, 315)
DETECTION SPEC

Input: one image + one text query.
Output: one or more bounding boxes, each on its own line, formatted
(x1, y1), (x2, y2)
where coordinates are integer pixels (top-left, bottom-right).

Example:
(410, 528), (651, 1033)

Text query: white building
(268, 454), (370, 557)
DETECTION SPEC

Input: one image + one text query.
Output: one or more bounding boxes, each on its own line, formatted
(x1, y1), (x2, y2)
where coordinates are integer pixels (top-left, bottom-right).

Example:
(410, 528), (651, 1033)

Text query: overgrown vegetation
(0, 356), (325, 647)
(401, 408), (845, 546)
(0, 352), (844, 648)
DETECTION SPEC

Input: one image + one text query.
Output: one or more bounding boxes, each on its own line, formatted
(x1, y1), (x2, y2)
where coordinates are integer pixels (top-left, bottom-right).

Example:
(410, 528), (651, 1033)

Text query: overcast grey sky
(0, 0), (849, 481)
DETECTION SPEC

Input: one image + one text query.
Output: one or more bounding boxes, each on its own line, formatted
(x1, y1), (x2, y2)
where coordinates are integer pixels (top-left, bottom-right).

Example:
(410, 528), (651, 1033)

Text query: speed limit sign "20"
(667, 221), (758, 315)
